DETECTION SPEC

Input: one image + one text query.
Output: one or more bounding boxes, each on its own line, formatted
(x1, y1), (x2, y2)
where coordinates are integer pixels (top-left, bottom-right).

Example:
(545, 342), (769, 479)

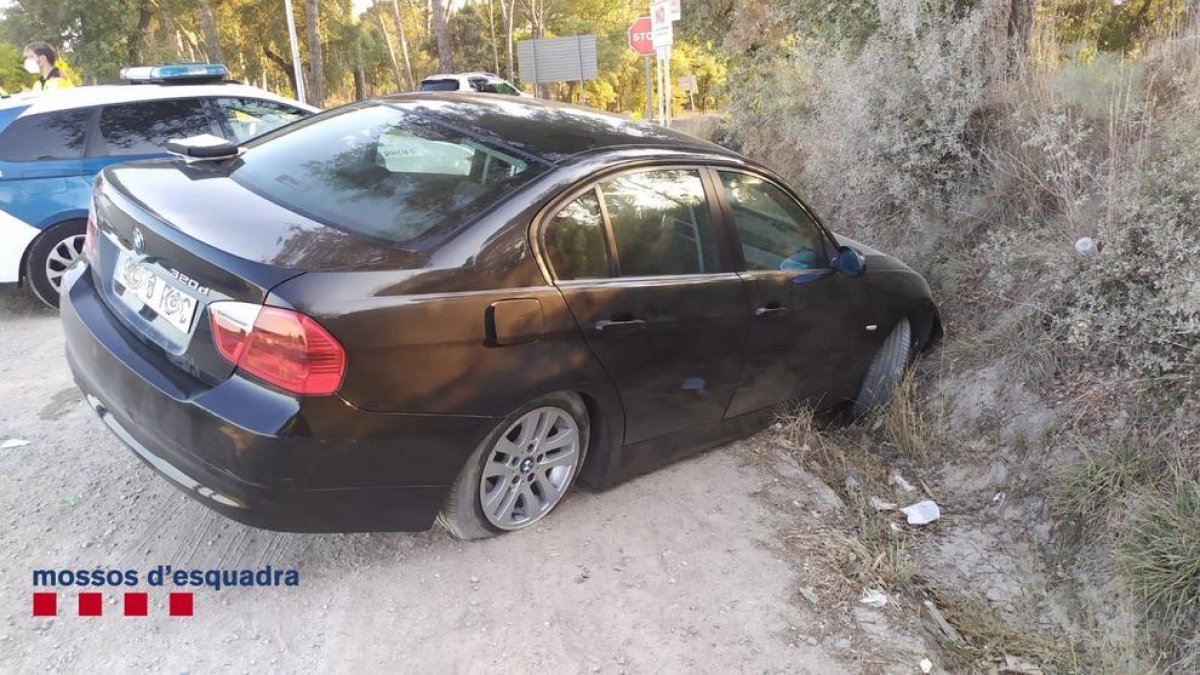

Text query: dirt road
(0, 293), (919, 673)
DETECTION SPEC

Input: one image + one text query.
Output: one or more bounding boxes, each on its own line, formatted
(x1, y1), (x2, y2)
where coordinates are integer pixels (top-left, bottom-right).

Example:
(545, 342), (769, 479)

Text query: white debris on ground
(892, 473), (917, 493)
(901, 500), (941, 525)
(1, 438), (30, 449)
(859, 588), (889, 608)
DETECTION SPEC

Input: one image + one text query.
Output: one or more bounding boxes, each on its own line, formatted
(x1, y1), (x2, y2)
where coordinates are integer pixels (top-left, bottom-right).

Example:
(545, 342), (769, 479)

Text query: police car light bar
(120, 63), (230, 84)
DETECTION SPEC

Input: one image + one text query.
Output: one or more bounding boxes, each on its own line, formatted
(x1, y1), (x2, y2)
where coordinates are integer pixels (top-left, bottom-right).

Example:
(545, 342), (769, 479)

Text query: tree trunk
(389, 0), (415, 89)
(431, 0), (453, 72)
(375, 2), (405, 93)
(1005, 0), (1035, 75)
(486, 0), (500, 75)
(264, 47), (298, 96)
(500, 0), (516, 81)
(353, 65), (365, 100)
(199, 0), (222, 63)
(304, 0), (325, 107)
(127, 1), (153, 65)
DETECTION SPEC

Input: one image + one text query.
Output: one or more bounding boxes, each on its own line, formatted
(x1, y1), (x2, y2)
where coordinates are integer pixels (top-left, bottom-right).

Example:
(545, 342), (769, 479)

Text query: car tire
(853, 317), (913, 418)
(438, 392), (590, 540)
(26, 220), (87, 309)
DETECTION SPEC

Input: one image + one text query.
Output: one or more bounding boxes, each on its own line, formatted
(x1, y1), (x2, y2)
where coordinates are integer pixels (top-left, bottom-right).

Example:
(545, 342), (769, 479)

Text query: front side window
(98, 99), (214, 156)
(543, 190), (609, 281)
(0, 109), (91, 161)
(719, 172), (828, 271)
(214, 98), (309, 143)
(469, 78), (499, 93)
(599, 169), (719, 277)
(230, 103), (548, 245)
(494, 82), (521, 96)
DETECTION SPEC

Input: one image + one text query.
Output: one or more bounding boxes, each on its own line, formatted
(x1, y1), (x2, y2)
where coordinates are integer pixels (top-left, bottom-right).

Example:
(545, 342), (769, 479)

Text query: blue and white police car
(0, 64), (317, 308)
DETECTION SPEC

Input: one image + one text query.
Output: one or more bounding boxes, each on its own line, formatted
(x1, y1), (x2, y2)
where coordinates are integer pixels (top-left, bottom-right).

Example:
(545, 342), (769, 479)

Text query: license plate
(115, 252), (198, 334)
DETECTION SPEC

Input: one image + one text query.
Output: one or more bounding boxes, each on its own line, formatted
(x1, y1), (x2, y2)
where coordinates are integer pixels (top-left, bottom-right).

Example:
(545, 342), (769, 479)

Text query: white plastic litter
(859, 588), (888, 608)
(1074, 237), (1099, 259)
(1, 439), (30, 449)
(920, 657), (934, 673)
(870, 496), (897, 511)
(900, 500), (941, 525)
(892, 473), (917, 493)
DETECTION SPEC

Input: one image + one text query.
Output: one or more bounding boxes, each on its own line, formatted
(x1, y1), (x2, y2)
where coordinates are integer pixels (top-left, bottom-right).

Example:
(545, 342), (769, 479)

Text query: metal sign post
(650, 0), (673, 126)
(627, 17), (656, 121)
(283, 0), (306, 104)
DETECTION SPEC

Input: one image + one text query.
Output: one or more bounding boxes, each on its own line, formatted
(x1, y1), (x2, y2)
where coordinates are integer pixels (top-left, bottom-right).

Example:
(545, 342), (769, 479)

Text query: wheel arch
(907, 300), (943, 352)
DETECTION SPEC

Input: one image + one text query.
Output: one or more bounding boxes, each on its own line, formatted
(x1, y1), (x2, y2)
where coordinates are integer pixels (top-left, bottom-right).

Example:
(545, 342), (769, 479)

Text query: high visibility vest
(31, 68), (73, 93)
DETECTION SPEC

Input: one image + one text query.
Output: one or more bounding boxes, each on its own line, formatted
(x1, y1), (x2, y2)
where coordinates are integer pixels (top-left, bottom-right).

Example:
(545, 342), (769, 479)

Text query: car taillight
(208, 302), (346, 396)
(83, 213), (98, 263)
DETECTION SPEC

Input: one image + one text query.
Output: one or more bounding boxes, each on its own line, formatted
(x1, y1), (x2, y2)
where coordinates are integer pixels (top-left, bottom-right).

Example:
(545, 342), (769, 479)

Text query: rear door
(712, 169), (874, 416)
(0, 108), (94, 225)
(540, 167), (750, 444)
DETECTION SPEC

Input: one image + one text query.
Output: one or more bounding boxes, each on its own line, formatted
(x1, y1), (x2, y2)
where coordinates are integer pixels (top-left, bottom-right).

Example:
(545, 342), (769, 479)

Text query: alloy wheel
(478, 406), (580, 530)
(44, 234), (86, 294)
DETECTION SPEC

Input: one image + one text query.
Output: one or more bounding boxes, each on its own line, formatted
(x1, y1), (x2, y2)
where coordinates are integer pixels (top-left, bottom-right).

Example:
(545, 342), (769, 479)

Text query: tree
(389, 0), (414, 88)
(199, 0), (222, 62)
(304, 0), (325, 106)
(431, 0), (452, 71)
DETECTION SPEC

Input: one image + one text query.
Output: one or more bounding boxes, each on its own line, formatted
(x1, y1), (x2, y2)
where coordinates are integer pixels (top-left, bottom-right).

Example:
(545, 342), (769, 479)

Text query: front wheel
(853, 317), (913, 418)
(26, 220), (86, 309)
(438, 392), (589, 540)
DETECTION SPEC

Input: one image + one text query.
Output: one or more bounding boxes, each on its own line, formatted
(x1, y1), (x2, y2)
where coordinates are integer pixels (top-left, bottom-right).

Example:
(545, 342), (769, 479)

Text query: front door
(713, 170), (874, 417)
(541, 168), (750, 444)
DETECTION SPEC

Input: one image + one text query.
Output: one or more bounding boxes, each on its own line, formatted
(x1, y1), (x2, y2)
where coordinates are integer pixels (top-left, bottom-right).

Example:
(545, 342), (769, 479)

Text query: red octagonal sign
(628, 16), (654, 56)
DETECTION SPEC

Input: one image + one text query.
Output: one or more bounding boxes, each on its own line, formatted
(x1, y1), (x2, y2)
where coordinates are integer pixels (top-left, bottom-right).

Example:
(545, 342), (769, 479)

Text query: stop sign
(628, 17), (654, 56)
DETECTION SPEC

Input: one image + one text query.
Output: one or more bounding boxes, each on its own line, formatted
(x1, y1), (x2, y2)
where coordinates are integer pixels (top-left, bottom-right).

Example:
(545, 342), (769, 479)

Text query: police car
(417, 72), (529, 97)
(0, 64), (317, 308)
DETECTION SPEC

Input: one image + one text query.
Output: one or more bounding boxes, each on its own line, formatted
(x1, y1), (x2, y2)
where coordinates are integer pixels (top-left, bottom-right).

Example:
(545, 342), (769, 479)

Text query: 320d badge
(61, 93), (940, 539)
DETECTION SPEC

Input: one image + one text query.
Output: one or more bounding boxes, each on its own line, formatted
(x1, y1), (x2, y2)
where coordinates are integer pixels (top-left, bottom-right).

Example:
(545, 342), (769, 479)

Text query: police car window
(494, 82), (520, 95)
(419, 79), (460, 92)
(470, 78), (499, 93)
(98, 99), (215, 156)
(214, 98), (309, 143)
(0, 109), (92, 161)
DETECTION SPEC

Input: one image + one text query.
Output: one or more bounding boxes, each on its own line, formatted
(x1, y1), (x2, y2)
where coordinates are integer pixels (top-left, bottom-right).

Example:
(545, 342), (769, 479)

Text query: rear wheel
(438, 392), (589, 540)
(853, 317), (913, 418)
(26, 220), (86, 309)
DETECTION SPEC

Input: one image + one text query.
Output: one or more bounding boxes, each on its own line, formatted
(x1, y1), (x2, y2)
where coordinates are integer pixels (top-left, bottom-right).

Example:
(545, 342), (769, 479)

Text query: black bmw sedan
(61, 94), (940, 539)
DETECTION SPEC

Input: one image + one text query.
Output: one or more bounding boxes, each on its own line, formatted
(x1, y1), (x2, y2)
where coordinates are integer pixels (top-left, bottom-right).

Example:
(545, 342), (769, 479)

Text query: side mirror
(832, 246), (866, 278)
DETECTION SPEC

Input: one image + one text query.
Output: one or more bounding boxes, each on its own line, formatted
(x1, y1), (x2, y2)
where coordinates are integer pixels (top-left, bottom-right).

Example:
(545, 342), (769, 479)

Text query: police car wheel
(26, 219), (86, 310)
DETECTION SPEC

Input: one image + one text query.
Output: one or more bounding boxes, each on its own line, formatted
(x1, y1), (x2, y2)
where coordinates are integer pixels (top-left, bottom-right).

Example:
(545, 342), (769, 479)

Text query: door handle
(755, 305), (788, 318)
(595, 317), (646, 331)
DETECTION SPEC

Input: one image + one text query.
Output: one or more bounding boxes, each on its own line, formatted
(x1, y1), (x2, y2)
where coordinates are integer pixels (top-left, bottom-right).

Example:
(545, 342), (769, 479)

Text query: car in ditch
(60, 93), (941, 539)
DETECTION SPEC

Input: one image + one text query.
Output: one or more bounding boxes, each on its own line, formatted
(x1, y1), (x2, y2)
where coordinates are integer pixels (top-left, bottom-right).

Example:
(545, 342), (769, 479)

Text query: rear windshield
(230, 103), (548, 245)
(419, 79), (460, 92)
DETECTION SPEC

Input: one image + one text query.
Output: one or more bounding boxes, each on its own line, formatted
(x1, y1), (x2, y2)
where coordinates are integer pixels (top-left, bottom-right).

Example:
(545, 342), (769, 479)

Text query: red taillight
(83, 213), (98, 263)
(209, 303), (346, 396)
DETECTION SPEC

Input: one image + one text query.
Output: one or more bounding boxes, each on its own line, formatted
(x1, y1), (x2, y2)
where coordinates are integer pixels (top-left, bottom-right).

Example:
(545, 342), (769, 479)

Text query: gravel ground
(0, 290), (913, 673)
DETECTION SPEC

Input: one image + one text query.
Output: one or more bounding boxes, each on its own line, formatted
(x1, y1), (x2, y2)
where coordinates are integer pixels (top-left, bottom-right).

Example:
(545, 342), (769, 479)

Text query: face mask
(23, 58), (40, 74)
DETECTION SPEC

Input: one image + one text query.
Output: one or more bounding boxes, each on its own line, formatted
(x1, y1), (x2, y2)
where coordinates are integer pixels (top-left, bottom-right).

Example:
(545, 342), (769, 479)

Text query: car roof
(379, 92), (735, 164)
(0, 83), (317, 117)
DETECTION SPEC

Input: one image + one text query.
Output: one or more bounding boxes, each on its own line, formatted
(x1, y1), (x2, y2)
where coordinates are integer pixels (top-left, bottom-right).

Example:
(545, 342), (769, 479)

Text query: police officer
(22, 41), (73, 92)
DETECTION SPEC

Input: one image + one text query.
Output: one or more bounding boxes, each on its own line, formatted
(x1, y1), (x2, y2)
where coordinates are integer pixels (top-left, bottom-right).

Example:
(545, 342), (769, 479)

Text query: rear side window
(419, 79), (460, 92)
(213, 98), (309, 143)
(599, 169), (719, 277)
(231, 103), (549, 245)
(0, 109), (92, 161)
(543, 190), (609, 280)
(98, 99), (215, 156)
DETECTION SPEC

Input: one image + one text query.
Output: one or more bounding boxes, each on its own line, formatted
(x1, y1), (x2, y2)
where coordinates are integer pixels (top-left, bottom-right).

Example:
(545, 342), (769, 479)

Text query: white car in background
(417, 72), (530, 97)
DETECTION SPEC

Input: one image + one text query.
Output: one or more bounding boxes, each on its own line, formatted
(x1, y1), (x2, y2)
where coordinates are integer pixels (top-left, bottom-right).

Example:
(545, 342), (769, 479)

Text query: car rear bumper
(61, 264), (495, 532)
